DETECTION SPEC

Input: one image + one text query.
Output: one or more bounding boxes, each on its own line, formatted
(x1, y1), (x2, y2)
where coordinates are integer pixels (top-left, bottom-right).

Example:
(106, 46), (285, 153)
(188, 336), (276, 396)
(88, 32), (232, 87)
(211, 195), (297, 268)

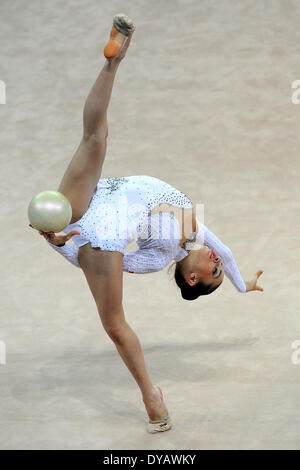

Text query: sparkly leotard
(47, 175), (246, 292)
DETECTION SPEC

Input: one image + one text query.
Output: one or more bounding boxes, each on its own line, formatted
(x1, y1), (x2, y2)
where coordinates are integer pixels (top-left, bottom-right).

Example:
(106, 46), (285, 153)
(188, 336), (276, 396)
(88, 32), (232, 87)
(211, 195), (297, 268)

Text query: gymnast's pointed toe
(113, 13), (135, 36)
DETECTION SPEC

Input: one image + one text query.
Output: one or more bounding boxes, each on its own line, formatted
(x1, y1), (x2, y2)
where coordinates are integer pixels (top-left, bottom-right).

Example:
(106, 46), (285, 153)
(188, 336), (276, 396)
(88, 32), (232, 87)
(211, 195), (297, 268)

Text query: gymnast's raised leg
(57, 28), (133, 223)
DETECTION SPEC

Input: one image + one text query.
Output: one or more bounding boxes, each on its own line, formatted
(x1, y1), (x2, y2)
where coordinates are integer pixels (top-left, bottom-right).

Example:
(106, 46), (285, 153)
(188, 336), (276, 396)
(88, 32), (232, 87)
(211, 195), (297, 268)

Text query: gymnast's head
(171, 245), (224, 300)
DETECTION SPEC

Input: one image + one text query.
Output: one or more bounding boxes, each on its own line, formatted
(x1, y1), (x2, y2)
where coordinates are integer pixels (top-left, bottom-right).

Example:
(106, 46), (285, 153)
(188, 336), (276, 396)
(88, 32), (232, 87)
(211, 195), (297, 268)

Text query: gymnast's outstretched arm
(196, 219), (264, 293)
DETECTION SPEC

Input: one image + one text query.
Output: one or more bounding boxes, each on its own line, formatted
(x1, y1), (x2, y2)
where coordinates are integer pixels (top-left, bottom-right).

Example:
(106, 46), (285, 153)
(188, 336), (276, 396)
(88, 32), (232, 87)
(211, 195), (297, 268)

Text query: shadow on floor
(4, 336), (259, 423)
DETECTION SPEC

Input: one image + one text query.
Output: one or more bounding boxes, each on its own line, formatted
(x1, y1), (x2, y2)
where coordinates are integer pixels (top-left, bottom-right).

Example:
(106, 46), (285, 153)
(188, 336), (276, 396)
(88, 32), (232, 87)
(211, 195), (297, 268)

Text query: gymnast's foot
(143, 385), (169, 421)
(104, 13), (135, 61)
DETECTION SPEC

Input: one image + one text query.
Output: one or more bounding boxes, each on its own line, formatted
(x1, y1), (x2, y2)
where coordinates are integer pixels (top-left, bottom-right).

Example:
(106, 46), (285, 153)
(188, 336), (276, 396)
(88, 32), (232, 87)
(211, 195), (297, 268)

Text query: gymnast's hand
(244, 270), (264, 292)
(29, 224), (80, 246)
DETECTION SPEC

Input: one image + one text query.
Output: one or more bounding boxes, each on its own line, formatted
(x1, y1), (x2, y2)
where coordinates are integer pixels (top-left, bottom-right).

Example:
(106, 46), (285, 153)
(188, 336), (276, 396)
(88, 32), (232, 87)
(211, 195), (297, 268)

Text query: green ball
(28, 190), (72, 233)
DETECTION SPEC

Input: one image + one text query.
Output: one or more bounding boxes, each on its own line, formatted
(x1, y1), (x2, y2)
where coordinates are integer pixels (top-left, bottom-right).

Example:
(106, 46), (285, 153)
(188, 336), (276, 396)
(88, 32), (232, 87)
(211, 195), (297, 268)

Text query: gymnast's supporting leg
(57, 33), (133, 224)
(110, 320), (170, 422)
(78, 248), (170, 427)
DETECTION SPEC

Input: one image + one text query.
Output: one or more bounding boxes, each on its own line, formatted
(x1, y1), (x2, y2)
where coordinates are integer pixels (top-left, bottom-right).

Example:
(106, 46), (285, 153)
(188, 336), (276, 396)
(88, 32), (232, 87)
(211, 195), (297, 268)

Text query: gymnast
(30, 14), (264, 433)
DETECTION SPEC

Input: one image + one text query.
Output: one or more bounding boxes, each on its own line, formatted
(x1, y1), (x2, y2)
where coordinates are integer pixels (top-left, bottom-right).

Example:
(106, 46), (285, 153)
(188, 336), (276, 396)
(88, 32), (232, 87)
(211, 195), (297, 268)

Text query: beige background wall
(0, 0), (299, 449)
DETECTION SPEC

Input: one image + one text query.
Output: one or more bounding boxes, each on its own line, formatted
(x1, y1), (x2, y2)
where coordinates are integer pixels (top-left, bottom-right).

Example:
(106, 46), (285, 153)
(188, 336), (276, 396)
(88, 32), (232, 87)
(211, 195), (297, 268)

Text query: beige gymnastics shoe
(147, 415), (173, 434)
(147, 386), (172, 434)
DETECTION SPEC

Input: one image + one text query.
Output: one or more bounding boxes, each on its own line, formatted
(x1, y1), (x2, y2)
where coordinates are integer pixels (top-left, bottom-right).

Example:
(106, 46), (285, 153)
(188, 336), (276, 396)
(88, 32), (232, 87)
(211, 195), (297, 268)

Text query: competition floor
(1, 0), (299, 450)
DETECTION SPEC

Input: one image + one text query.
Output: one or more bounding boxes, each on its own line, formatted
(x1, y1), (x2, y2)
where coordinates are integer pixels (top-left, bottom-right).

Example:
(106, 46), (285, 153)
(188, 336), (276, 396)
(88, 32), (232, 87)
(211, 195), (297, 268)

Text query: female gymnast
(29, 14), (264, 433)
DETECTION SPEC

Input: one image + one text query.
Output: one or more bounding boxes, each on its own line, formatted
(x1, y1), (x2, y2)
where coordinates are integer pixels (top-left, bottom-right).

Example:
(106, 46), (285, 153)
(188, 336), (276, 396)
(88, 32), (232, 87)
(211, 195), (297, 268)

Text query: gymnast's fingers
(255, 284), (264, 292)
(66, 230), (81, 241)
(69, 230), (81, 237)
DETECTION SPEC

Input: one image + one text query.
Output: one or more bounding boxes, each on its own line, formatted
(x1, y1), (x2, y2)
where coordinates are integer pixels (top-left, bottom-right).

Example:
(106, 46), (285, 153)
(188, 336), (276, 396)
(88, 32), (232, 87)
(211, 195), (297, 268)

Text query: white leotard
(46, 175), (246, 292)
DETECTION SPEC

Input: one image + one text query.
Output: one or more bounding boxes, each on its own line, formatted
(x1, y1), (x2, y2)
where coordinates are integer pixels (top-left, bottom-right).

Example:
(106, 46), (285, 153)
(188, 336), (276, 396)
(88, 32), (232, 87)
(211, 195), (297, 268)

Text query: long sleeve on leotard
(46, 240), (81, 268)
(195, 218), (246, 293)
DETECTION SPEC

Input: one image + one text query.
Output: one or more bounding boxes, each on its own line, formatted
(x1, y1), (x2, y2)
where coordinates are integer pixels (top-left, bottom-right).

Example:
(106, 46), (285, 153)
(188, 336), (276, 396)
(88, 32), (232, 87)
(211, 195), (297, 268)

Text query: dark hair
(174, 262), (221, 300)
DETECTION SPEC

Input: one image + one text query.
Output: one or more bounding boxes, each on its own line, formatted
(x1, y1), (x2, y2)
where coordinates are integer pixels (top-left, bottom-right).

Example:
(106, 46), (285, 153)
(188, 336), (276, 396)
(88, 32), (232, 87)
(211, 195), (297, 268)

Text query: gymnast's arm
(29, 224), (82, 268)
(46, 239), (81, 268)
(46, 240), (174, 274)
(198, 220), (264, 293)
(196, 219), (247, 292)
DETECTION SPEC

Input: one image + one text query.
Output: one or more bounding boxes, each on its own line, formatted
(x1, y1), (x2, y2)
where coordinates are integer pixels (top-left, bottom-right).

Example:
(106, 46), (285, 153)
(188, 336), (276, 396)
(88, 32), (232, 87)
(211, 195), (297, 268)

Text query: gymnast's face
(179, 245), (224, 288)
